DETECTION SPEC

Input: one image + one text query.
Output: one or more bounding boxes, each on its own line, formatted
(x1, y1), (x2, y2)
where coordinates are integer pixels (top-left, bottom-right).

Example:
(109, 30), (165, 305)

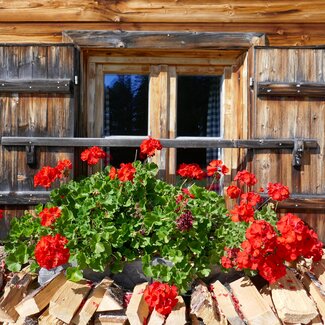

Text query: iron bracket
(26, 145), (36, 166)
(292, 139), (304, 168)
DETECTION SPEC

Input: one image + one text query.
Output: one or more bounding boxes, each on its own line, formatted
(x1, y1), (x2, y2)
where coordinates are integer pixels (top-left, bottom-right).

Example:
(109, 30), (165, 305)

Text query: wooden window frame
(84, 51), (228, 179)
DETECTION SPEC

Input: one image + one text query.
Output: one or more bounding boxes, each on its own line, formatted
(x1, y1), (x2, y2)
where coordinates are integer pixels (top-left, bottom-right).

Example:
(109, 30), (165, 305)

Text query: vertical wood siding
(253, 48), (325, 240)
(0, 45), (76, 238)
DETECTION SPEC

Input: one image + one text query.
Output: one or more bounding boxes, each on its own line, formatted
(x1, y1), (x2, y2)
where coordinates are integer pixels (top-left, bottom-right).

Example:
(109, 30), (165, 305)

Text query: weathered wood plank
(257, 82), (325, 97)
(0, 192), (50, 205)
(3, 1), (325, 24)
(0, 79), (72, 93)
(63, 31), (264, 49)
(0, 136), (319, 149)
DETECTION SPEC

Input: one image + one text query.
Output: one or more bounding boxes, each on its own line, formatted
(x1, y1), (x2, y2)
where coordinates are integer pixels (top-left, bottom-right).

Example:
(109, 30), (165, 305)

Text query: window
(84, 49), (240, 181)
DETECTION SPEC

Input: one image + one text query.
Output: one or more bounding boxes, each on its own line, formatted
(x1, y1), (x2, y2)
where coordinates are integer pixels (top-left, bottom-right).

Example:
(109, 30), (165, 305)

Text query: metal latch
(292, 139), (304, 168)
(26, 145), (36, 166)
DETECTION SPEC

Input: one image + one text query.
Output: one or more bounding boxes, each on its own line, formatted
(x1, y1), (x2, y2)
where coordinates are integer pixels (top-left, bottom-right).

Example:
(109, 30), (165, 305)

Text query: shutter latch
(26, 145), (36, 167)
(292, 139), (304, 169)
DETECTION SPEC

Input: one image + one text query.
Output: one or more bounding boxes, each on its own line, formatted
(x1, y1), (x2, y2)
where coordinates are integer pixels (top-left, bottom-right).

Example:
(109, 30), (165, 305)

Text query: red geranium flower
(267, 182), (290, 201)
(56, 159), (72, 178)
(34, 166), (61, 189)
(81, 146), (106, 165)
(234, 170), (257, 187)
(117, 163), (136, 182)
(109, 166), (117, 180)
(143, 282), (178, 316)
(226, 185), (241, 199)
(181, 188), (195, 199)
(207, 160), (229, 176)
(177, 163), (206, 180)
(34, 234), (70, 270)
(140, 137), (162, 158)
(39, 207), (62, 227)
(230, 202), (255, 222)
(0, 210), (3, 220)
(240, 192), (262, 207)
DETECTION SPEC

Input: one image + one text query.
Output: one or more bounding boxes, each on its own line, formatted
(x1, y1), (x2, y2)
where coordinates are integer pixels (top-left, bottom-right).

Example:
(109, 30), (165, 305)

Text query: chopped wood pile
(1, 257), (325, 324)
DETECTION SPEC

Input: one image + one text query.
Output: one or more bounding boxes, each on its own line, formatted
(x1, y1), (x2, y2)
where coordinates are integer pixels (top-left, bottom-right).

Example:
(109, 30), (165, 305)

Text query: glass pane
(176, 76), (222, 168)
(104, 74), (149, 166)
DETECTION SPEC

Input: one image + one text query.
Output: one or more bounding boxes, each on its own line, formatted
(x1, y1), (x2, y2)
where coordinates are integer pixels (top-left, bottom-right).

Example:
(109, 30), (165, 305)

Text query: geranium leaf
(66, 267), (83, 282)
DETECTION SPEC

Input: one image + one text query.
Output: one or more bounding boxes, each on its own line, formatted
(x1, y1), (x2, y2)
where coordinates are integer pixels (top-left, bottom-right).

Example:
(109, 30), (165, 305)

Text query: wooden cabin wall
(2, 1), (325, 241)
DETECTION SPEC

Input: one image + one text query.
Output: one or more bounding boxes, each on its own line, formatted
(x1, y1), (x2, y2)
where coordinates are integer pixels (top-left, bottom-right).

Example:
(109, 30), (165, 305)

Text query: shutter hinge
(292, 139), (304, 169)
(26, 145), (36, 167)
(249, 77), (254, 88)
(74, 76), (78, 85)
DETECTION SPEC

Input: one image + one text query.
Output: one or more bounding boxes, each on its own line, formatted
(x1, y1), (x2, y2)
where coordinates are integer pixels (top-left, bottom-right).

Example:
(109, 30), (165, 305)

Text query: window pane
(176, 76), (222, 167)
(104, 74), (149, 166)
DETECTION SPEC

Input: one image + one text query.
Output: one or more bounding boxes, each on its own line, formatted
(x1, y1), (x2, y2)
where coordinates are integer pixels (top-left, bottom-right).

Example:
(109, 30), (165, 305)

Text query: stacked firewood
(0, 257), (325, 324)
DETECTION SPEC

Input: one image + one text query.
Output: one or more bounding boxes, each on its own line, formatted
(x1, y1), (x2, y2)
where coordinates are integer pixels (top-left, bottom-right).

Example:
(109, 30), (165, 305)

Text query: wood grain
(2, 1), (325, 24)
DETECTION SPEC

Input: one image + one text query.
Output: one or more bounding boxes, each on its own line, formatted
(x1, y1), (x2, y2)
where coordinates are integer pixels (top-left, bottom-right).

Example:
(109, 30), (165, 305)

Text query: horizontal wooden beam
(276, 194), (325, 210)
(0, 136), (318, 149)
(257, 82), (325, 97)
(63, 31), (264, 50)
(0, 192), (50, 205)
(0, 79), (73, 94)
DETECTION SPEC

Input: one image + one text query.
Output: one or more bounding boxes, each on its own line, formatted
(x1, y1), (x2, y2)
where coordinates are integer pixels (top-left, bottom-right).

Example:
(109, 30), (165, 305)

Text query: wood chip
(165, 296), (187, 325)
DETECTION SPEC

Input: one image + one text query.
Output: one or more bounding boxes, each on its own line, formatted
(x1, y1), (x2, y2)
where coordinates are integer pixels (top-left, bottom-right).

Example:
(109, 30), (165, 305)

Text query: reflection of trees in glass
(104, 74), (149, 166)
(105, 74), (148, 136)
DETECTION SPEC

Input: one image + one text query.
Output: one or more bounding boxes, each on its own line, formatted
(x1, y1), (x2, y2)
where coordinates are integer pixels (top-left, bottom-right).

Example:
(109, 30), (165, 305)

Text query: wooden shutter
(252, 47), (325, 241)
(0, 44), (79, 237)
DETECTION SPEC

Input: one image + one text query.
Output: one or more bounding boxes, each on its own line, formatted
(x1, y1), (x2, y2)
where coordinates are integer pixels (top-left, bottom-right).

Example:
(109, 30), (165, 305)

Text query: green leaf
(66, 267), (84, 282)
(6, 254), (22, 272)
(95, 242), (105, 254)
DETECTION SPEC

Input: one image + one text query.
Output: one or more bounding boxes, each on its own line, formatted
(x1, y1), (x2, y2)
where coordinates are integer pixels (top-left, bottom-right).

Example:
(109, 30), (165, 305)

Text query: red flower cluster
(207, 160), (229, 177)
(109, 163), (137, 182)
(0, 210), (3, 220)
(234, 170), (257, 187)
(230, 203), (255, 222)
(176, 210), (194, 231)
(140, 137), (162, 158)
(143, 282), (178, 316)
(267, 182), (290, 201)
(39, 207), (61, 227)
(177, 163), (206, 180)
(226, 185), (241, 199)
(81, 146), (106, 165)
(34, 234), (70, 270)
(34, 159), (72, 189)
(222, 215), (323, 283)
(276, 213), (323, 262)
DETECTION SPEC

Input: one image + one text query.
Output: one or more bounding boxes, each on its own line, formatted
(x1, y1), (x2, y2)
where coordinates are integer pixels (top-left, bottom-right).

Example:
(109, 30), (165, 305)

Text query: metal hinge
(26, 145), (36, 167)
(292, 139), (304, 169)
(249, 77), (254, 88)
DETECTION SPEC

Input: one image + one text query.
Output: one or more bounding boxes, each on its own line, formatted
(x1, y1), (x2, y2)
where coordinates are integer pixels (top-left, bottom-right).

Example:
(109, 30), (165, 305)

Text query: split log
(49, 280), (93, 324)
(71, 278), (113, 325)
(165, 296), (187, 325)
(190, 280), (227, 325)
(211, 280), (244, 325)
(39, 308), (67, 325)
(0, 273), (34, 322)
(270, 269), (318, 324)
(301, 271), (325, 321)
(97, 279), (124, 312)
(229, 277), (280, 325)
(147, 309), (165, 325)
(15, 271), (66, 317)
(125, 282), (149, 325)
(94, 310), (128, 325)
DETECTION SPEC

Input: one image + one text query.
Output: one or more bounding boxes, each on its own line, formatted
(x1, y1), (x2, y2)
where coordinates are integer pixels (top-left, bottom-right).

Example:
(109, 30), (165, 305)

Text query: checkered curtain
(206, 77), (221, 164)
